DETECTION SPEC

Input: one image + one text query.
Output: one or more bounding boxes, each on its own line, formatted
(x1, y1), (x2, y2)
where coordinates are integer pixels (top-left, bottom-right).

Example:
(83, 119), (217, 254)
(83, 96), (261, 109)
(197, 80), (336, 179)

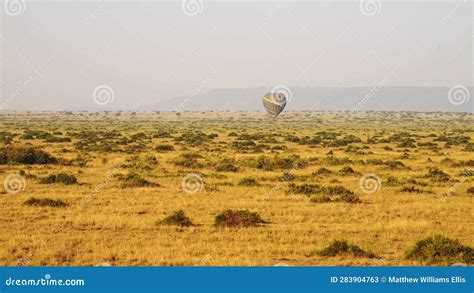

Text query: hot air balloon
(263, 92), (287, 118)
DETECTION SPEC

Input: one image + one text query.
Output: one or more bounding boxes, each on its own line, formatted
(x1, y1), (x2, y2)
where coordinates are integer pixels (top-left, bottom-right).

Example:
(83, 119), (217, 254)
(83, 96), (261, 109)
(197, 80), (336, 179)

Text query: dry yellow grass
(0, 111), (472, 266)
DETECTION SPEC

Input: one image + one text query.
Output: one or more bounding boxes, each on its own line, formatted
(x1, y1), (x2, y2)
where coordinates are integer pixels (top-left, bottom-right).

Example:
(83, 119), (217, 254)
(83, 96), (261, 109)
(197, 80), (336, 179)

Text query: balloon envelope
(263, 92), (287, 117)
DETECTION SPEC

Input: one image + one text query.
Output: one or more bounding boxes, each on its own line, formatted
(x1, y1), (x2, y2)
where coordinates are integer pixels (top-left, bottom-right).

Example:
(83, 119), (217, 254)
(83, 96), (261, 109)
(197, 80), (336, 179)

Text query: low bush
(118, 172), (157, 188)
(282, 170), (295, 181)
(215, 158), (238, 172)
(39, 173), (78, 185)
(241, 155), (307, 171)
(288, 184), (360, 203)
(424, 168), (450, 182)
(24, 197), (68, 208)
(339, 166), (356, 175)
(156, 210), (194, 227)
(287, 183), (322, 195)
(312, 167), (333, 176)
(405, 234), (473, 264)
(0, 146), (58, 165)
(238, 177), (259, 187)
(214, 210), (268, 228)
(172, 153), (203, 168)
(155, 144), (175, 152)
(317, 240), (376, 258)
(400, 186), (425, 193)
(45, 137), (71, 143)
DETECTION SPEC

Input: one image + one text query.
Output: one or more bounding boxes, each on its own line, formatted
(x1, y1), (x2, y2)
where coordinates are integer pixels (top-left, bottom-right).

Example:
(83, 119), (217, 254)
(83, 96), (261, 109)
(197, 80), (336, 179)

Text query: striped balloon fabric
(262, 92), (287, 118)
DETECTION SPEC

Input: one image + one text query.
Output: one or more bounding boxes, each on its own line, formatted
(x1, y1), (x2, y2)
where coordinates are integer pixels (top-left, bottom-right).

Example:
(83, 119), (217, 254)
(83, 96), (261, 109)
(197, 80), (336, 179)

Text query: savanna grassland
(0, 111), (473, 266)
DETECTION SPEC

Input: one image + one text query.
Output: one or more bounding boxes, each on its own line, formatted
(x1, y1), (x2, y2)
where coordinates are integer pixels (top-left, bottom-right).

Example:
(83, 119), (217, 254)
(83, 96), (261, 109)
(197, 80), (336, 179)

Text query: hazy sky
(1, 0), (472, 110)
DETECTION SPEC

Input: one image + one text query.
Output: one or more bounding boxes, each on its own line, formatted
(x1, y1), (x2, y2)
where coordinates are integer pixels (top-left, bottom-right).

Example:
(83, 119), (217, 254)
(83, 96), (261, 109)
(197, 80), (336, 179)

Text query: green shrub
(118, 172), (157, 188)
(317, 240), (376, 258)
(215, 158), (238, 172)
(24, 197), (68, 208)
(398, 138), (416, 148)
(386, 176), (399, 186)
(289, 184), (360, 203)
(325, 185), (354, 196)
(45, 137), (71, 143)
(155, 144), (175, 152)
(424, 168), (450, 182)
(387, 160), (405, 169)
(153, 130), (172, 138)
(241, 154), (307, 171)
(231, 140), (265, 153)
(156, 210), (194, 227)
(172, 152), (202, 168)
(463, 143), (474, 152)
(282, 170), (295, 181)
(336, 193), (361, 203)
(238, 177), (259, 187)
(338, 166), (356, 175)
(214, 210), (268, 228)
(39, 173), (78, 185)
(175, 131), (213, 146)
(312, 167), (333, 176)
(0, 146), (58, 165)
(287, 183), (322, 195)
(405, 234), (473, 264)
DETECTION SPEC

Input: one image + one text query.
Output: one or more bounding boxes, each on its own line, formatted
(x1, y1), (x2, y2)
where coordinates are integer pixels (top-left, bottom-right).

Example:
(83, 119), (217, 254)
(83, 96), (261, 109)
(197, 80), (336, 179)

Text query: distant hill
(138, 86), (473, 113)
